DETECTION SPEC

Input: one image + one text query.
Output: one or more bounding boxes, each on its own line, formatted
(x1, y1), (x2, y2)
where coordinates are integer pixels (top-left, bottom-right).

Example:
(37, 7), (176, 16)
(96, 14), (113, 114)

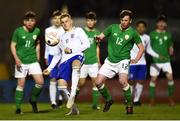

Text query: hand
(15, 58), (22, 68)
(169, 47), (174, 56)
(95, 33), (104, 42)
(64, 47), (72, 54)
(98, 62), (101, 68)
(43, 69), (50, 75)
(130, 59), (138, 64)
(159, 55), (167, 61)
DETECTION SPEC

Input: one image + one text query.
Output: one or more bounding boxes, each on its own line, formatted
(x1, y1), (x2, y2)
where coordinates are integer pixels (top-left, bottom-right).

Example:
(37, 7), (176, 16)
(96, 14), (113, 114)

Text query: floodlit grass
(0, 103), (180, 120)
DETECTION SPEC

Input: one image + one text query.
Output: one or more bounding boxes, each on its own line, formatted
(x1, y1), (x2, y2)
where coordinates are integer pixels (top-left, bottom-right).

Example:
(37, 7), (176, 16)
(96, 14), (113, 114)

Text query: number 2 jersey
(12, 26), (40, 64)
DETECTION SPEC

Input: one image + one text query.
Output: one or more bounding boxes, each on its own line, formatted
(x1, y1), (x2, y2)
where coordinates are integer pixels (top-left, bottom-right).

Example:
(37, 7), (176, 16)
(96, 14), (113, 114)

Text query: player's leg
(91, 77), (100, 110)
(149, 63), (160, 106)
(95, 62), (115, 112)
(29, 62), (44, 113)
(163, 63), (175, 106)
(49, 78), (58, 108)
(89, 64), (100, 110)
(67, 59), (81, 108)
(118, 59), (133, 114)
(133, 65), (147, 105)
(14, 64), (27, 114)
(15, 78), (26, 114)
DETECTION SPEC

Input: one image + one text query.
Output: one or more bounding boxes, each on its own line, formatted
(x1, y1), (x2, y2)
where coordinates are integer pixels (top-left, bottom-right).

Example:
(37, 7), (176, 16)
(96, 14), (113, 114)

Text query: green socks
(92, 87), (100, 107)
(168, 81), (174, 97)
(15, 87), (23, 109)
(31, 84), (42, 102)
(123, 85), (132, 106)
(98, 84), (112, 101)
(149, 81), (155, 99)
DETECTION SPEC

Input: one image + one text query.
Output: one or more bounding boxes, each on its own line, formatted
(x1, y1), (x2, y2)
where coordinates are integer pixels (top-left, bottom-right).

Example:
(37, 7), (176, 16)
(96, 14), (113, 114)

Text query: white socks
(70, 67), (80, 97)
(49, 81), (57, 104)
(58, 86), (70, 102)
(133, 83), (143, 102)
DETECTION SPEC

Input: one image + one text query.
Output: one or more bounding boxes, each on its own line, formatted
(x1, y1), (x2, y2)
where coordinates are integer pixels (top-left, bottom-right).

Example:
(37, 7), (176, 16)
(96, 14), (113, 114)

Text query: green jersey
(150, 30), (173, 63)
(83, 27), (100, 64)
(103, 24), (142, 63)
(12, 26), (40, 64)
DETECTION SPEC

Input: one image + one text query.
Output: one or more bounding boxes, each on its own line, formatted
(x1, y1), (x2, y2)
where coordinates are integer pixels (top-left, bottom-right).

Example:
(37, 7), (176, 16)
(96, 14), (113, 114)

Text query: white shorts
(99, 59), (130, 78)
(150, 62), (173, 76)
(80, 63), (98, 78)
(15, 62), (42, 78)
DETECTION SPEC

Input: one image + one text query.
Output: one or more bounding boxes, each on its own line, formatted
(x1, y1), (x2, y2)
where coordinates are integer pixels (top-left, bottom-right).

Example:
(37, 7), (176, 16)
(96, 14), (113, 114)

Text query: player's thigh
(98, 62), (116, 79)
(118, 59), (130, 74)
(14, 64), (28, 78)
(119, 73), (129, 87)
(162, 62), (173, 74)
(29, 62), (42, 75)
(162, 63), (173, 80)
(78, 78), (86, 87)
(72, 59), (81, 67)
(58, 79), (68, 87)
(90, 77), (97, 87)
(80, 64), (88, 78)
(32, 74), (44, 85)
(150, 63), (161, 77)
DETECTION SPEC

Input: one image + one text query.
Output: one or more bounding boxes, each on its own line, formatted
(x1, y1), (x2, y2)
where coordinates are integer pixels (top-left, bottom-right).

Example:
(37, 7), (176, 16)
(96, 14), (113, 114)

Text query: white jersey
(44, 26), (64, 59)
(130, 34), (159, 65)
(47, 27), (90, 71)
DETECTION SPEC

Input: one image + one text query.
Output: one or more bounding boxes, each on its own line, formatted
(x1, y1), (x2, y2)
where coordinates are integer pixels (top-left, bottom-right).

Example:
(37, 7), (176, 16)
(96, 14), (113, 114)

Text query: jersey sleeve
(103, 25), (112, 37)
(44, 44), (49, 59)
(71, 28), (90, 53)
(133, 31), (142, 44)
(47, 46), (62, 71)
(146, 36), (159, 58)
(12, 29), (18, 43)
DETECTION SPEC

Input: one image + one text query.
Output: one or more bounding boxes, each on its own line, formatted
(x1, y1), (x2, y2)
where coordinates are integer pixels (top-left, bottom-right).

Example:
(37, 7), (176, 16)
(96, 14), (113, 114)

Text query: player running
(44, 10), (64, 109)
(129, 20), (161, 105)
(95, 10), (144, 114)
(11, 11), (44, 114)
(149, 15), (175, 106)
(43, 13), (90, 114)
(76, 11), (101, 110)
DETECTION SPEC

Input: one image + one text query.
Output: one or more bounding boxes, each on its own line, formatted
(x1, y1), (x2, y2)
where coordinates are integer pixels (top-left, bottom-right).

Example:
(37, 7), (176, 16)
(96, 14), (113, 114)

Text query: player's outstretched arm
(169, 45), (174, 56)
(131, 43), (144, 64)
(146, 39), (159, 58)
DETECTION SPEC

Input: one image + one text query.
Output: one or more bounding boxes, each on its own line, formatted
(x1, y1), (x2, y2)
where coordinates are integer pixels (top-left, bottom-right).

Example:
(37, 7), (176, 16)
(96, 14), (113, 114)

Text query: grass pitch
(0, 103), (180, 120)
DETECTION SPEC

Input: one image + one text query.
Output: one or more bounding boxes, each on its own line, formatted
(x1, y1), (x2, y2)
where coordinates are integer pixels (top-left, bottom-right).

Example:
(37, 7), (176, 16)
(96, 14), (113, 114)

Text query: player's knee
(166, 73), (173, 81)
(50, 78), (56, 82)
(50, 81), (56, 85)
(16, 85), (24, 91)
(151, 76), (157, 82)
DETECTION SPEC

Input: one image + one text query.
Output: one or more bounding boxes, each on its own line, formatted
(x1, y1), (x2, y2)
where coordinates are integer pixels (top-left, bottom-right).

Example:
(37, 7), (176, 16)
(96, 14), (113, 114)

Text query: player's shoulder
(14, 26), (23, 32)
(149, 30), (156, 35)
(34, 27), (40, 32)
(45, 26), (53, 32)
(142, 34), (150, 39)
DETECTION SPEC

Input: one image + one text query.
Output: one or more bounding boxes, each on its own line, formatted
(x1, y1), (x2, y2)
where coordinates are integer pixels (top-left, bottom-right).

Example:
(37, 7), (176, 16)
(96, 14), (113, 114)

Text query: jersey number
(116, 37), (123, 45)
(25, 40), (31, 47)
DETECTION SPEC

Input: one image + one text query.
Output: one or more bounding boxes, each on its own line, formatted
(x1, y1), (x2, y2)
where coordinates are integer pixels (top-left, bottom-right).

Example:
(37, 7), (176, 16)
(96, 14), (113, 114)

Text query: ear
(23, 20), (26, 25)
(94, 20), (97, 24)
(130, 19), (132, 24)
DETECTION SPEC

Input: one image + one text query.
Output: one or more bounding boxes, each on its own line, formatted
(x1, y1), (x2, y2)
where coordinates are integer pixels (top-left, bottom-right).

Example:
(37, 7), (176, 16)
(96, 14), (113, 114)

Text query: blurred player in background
(76, 11), (101, 110)
(149, 15), (175, 106)
(44, 10), (64, 109)
(129, 20), (161, 106)
(11, 11), (44, 114)
(95, 10), (144, 114)
(43, 13), (90, 115)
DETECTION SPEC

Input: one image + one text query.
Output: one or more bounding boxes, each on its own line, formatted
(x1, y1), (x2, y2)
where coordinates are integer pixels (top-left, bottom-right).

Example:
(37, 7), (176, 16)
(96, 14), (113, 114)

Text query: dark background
(0, 0), (180, 79)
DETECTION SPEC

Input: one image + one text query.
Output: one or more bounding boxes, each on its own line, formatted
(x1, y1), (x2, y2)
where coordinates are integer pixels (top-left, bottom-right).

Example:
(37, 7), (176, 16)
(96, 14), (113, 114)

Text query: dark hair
(24, 11), (36, 20)
(136, 19), (147, 27)
(120, 10), (133, 19)
(52, 10), (61, 18)
(85, 11), (97, 20)
(157, 15), (167, 23)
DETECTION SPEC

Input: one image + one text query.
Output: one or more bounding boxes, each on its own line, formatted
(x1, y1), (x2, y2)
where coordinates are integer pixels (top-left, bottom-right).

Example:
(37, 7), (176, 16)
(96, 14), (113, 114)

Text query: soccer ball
(45, 34), (59, 46)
